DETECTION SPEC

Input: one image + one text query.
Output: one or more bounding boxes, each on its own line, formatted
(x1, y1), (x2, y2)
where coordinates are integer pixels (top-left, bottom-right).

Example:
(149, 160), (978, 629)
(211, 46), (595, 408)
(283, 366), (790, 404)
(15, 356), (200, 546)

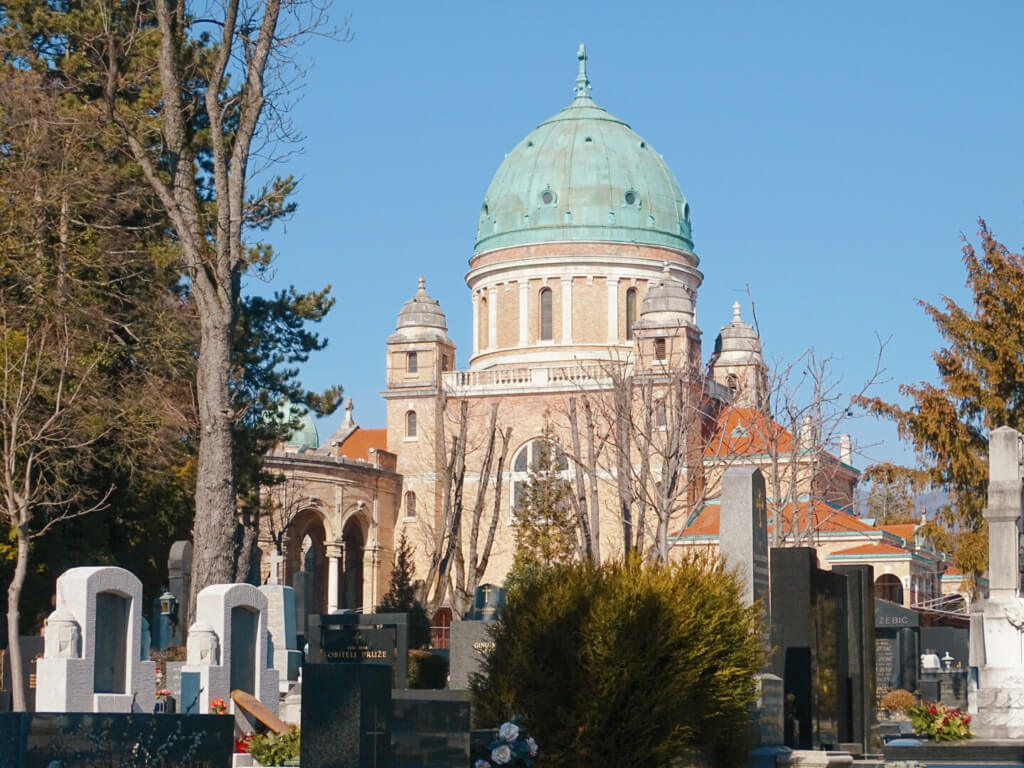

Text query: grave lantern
(159, 589), (178, 618)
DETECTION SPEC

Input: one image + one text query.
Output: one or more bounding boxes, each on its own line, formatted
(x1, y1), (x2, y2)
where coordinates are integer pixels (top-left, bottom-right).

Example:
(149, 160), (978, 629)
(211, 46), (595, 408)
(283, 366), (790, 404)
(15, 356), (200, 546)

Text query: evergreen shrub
(471, 555), (765, 767)
(408, 649), (448, 689)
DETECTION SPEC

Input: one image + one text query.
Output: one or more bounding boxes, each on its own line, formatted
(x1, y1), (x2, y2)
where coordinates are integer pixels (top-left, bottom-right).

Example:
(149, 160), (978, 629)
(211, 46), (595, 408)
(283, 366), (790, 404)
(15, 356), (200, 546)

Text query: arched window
(431, 607), (453, 649)
(406, 410), (417, 439)
(726, 374), (739, 395)
(625, 288), (637, 340)
(404, 491), (416, 518)
(655, 400), (667, 428)
(539, 288), (553, 341)
(876, 574), (904, 605)
(509, 438), (570, 514)
(407, 351), (418, 375)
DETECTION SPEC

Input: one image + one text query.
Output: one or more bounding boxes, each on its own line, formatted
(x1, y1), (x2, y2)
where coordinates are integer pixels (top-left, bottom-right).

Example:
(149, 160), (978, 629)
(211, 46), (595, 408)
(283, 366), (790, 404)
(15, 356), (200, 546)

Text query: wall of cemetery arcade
(258, 452), (402, 611)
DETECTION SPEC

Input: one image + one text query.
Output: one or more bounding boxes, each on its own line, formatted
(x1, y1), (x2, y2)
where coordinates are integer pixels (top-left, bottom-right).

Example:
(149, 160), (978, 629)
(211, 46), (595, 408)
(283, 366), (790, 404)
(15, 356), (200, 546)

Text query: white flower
(499, 722), (520, 743)
(491, 744), (512, 764)
(526, 736), (538, 757)
(474, 761), (491, 768)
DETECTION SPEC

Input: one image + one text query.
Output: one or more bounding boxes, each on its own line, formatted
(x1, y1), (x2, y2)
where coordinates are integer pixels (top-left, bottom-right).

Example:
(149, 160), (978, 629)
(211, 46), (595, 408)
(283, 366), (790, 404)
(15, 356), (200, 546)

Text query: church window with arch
(407, 351), (418, 375)
(539, 288), (553, 341)
(405, 410), (417, 439)
(625, 287), (637, 340)
(510, 438), (570, 516)
(654, 337), (667, 361)
(404, 491), (416, 519)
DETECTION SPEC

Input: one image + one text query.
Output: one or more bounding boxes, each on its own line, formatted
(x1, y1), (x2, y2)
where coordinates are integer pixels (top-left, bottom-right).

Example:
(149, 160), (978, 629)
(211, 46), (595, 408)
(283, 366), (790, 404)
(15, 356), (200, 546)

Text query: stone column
(606, 277), (619, 343)
(985, 425), (1022, 599)
(326, 544), (341, 613)
(560, 277), (573, 344)
(518, 280), (529, 345)
(471, 292), (480, 355)
(487, 286), (498, 350)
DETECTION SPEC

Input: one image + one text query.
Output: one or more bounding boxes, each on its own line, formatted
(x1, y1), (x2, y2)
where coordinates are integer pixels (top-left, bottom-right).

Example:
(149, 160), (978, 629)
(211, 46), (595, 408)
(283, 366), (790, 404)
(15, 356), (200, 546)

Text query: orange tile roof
(676, 499), (874, 538)
(881, 524), (918, 541)
(337, 428), (387, 460)
(705, 408), (793, 457)
(830, 543), (909, 557)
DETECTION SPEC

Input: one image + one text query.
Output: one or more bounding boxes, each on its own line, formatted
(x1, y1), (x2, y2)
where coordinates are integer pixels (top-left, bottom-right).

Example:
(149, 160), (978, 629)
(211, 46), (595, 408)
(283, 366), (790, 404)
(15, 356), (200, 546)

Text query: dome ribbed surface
(474, 48), (694, 257)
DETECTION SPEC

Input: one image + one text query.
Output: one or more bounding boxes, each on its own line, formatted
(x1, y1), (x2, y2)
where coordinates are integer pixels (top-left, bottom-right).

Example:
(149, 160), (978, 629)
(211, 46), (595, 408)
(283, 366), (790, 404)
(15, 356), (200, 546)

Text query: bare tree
(419, 395), (512, 617)
(0, 320), (114, 710)
(97, 0), (350, 603)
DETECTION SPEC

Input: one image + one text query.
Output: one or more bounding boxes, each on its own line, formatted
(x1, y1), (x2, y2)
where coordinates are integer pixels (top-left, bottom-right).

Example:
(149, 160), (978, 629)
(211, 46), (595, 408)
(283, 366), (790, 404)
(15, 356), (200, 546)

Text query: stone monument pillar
(974, 426), (1024, 738)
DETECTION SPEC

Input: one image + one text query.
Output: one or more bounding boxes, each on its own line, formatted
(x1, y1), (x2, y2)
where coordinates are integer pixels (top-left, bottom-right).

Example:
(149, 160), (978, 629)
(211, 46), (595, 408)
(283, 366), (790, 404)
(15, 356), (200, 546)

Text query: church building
(256, 47), (944, 626)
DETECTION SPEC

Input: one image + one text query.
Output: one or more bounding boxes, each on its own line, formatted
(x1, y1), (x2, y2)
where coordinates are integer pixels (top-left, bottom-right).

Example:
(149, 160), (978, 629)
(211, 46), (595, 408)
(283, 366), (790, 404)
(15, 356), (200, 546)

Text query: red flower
(234, 735), (252, 753)
(928, 704), (937, 715)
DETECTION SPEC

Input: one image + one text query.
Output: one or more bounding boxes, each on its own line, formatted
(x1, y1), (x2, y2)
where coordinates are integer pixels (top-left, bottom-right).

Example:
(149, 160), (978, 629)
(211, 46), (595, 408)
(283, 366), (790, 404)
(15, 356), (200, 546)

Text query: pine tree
(379, 533), (431, 649)
(512, 428), (579, 571)
(858, 220), (1024, 576)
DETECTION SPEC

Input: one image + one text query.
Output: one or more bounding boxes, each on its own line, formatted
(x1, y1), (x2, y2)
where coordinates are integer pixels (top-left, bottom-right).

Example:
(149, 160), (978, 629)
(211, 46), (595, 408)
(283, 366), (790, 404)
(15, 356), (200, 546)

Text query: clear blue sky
(255, 1), (1024, 473)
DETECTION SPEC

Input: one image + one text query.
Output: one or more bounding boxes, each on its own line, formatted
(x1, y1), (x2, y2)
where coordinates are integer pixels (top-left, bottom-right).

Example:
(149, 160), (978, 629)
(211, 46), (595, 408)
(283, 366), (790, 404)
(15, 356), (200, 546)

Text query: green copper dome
(474, 45), (694, 257)
(267, 400), (319, 451)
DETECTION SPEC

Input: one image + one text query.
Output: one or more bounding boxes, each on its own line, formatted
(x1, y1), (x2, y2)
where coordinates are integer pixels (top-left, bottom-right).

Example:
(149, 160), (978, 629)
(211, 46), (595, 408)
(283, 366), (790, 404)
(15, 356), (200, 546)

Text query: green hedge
(471, 555), (766, 767)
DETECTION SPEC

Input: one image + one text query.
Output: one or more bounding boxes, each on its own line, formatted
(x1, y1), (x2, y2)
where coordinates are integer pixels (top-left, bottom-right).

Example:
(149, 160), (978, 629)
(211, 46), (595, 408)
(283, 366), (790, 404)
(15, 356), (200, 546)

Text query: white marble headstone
(36, 566), (156, 713)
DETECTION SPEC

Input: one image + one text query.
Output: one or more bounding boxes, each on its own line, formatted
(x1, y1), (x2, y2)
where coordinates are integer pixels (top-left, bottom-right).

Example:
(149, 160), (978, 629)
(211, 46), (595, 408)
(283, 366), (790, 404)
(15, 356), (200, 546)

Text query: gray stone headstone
(261, 585), (302, 685)
(180, 670), (201, 714)
(168, 540), (193, 645)
(719, 467), (769, 607)
(449, 620), (493, 690)
(291, 570), (313, 640)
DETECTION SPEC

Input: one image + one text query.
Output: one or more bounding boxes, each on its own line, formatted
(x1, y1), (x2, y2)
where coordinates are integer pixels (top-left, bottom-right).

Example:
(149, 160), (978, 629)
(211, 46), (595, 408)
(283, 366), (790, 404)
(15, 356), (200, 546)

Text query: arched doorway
(287, 507), (328, 614)
(341, 516), (365, 611)
(875, 574), (904, 605)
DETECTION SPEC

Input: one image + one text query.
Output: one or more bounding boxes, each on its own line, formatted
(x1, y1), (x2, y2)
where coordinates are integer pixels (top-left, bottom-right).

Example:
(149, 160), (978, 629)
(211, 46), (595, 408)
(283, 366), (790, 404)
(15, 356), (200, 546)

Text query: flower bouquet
(474, 719), (538, 767)
(907, 701), (973, 741)
(210, 697), (228, 715)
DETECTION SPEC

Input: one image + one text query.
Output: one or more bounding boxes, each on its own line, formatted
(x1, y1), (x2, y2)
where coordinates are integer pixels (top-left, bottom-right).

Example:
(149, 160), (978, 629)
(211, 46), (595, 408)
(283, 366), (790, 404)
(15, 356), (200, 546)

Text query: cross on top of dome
(574, 44), (592, 100)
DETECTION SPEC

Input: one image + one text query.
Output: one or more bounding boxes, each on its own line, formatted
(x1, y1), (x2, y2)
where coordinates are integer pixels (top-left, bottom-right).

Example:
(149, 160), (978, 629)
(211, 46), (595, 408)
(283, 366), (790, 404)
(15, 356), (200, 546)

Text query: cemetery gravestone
(308, 613), (408, 689)
(391, 689), (471, 768)
(167, 540), (193, 647)
(874, 597), (919, 703)
(181, 583), (279, 716)
(35, 567), (155, 713)
(450, 584), (505, 691)
(833, 564), (875, 755)
(718, 467), (783, 756)
(302, 663), (392, 768)
(292, 570), (314, 645)
(770, 548), (851, 750)
(719, 467), (770, 606)
(260, 584), (302, 692)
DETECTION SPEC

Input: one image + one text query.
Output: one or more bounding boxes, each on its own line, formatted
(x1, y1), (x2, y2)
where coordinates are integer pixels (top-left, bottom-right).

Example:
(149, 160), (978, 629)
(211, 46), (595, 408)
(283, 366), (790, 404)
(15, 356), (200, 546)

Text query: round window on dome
(540, 189), (556, 206)
(624, 190), (638, 206)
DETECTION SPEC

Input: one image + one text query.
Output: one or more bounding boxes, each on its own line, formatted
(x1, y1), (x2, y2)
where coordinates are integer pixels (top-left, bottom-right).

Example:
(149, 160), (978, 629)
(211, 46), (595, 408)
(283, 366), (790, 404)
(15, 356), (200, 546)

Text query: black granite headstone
(301, 663), (392, 768)
(468, 584), (505, 620)
(833, 564), (875, 755)
(0, 712), (232, 767)
(3, 637), (46, 713)
(391, 690), (470, 768)
(874, 599), (919, 700)
(770, 547), (852, 750)
(230, 605), (259, 696)
(308, 613), (409, 688)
